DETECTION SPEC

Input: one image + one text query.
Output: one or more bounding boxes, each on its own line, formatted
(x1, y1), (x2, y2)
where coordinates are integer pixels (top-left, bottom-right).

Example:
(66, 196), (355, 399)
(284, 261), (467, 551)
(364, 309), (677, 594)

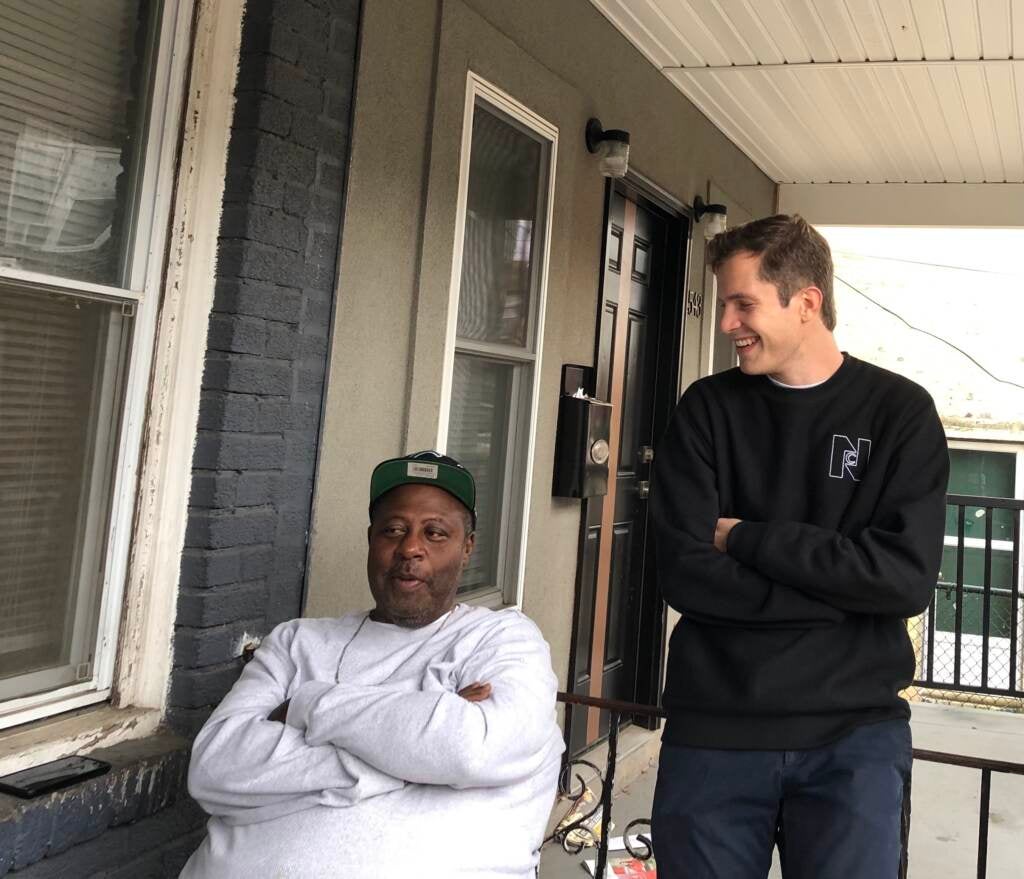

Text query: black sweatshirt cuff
(726, 519), (767, 567)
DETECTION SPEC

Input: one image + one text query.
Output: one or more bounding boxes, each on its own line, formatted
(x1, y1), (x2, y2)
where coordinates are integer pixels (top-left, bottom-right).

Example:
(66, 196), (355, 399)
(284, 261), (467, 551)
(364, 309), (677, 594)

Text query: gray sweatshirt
(181, 604), (565, 878)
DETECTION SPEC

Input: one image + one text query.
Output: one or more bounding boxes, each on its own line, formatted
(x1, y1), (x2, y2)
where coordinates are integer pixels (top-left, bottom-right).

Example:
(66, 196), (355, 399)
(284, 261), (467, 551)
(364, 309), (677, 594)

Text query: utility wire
(833, 249), (1020, 276)
(833, 273), (1024, 392)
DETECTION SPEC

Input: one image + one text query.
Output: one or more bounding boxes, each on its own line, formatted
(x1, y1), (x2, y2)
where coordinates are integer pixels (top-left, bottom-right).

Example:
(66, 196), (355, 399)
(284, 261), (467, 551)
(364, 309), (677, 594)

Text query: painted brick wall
(169, 0), (361, 737)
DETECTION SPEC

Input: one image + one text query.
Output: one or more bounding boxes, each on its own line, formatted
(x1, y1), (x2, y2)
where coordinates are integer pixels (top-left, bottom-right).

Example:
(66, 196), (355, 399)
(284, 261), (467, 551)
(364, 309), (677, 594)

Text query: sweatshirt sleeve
(652, 386), (846, 628)
(187, 621), (404, 826)
(285, 612), (563, 788)
(727, 396), (949, 617)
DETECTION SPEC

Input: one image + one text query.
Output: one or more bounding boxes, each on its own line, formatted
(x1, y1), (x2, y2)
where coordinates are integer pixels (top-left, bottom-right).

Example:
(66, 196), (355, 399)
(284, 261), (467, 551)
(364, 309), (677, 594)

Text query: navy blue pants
(652, 719), (912, 879)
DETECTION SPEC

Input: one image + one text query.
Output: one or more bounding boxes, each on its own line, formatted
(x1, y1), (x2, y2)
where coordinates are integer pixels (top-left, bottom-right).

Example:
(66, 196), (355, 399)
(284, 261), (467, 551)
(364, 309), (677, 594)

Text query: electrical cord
(833, 273), (1024, 392)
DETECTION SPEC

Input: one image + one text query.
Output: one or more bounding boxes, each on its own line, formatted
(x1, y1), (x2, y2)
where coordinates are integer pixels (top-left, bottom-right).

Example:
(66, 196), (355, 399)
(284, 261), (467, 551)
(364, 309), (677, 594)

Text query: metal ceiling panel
(944, 1), (982, 59)
(986, 67), (1024, 180)
(590, 0), (1024, 184)
(714, 0), (786, 64)
(880, 0), (925, 60)
(1015, 0), (1024, 56)
(978, 0), (1013, 59)
(910, 0), (955, 60)
(754, 0), (814, 63)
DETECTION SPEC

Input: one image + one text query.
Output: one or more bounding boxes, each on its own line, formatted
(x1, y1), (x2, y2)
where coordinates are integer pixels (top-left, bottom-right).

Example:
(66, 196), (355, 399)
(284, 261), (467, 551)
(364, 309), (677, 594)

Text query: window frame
(0, 0), (197, 730)
(438, 73), (557, 609)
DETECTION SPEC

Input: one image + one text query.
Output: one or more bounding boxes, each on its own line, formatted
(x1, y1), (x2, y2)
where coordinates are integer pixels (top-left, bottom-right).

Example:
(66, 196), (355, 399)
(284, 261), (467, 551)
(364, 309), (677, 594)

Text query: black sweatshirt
(652, 355), (949, 750)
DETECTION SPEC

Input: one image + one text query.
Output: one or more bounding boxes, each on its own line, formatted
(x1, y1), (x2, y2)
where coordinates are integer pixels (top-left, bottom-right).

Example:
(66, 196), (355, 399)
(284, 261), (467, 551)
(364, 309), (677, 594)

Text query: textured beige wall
(306, 0), (775, 688)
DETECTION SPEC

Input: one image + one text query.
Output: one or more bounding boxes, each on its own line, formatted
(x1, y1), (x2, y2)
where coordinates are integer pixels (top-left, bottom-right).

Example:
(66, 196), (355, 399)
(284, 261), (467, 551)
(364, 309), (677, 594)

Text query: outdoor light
(694, 195), (728, 240)
(586, 118), (630, 178)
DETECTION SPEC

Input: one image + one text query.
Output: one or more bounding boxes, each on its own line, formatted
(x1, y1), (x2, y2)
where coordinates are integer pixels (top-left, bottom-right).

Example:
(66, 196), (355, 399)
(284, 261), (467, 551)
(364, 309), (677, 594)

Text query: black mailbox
(552, 365), (611, 499)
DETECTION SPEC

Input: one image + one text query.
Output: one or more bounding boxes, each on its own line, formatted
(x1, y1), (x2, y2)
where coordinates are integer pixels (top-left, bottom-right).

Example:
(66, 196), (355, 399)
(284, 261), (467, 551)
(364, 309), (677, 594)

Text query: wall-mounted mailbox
(552, 364), (612, 499)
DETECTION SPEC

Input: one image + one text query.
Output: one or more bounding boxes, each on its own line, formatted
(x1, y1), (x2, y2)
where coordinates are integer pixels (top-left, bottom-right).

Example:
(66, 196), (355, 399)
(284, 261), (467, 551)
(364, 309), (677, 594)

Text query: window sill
(0, 704), (162, 777)
(0, 727), (197, 874)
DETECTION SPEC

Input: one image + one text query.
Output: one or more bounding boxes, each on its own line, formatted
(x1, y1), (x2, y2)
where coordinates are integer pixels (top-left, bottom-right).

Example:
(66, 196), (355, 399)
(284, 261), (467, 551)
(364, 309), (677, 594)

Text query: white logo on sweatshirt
(829, 435), (871, 481)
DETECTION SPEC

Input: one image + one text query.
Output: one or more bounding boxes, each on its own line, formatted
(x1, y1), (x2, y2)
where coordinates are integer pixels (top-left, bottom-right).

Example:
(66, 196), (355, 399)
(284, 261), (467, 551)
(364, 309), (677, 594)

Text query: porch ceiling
(590, 0), (1024, 185)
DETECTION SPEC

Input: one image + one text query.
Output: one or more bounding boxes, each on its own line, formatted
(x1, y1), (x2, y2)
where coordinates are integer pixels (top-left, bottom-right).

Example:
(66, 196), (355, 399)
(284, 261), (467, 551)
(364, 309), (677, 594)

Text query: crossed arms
(651, 389), (949, 627)
(187, 614), (560, 826)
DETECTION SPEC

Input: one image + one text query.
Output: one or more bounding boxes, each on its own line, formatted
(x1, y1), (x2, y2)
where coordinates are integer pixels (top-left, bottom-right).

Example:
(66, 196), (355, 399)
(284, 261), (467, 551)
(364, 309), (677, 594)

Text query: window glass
(456, 103), (544, 349)
(446, 354), (513, 594)
(0, 0), (153, 286)
(945, 448), (1016, 540)
(0, 285), (131, 702)
(446, 90), (552, 604)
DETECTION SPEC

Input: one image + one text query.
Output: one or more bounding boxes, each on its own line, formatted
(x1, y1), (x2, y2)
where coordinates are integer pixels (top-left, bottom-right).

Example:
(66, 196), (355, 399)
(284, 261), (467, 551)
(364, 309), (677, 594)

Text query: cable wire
(833, 250), (1020, 276)
(833, 273), (1024, 392)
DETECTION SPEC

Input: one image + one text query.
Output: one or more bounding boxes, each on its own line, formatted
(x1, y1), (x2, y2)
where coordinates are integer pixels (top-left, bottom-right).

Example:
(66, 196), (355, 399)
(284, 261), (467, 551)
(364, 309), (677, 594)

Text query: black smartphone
(0, 755), (111, 799)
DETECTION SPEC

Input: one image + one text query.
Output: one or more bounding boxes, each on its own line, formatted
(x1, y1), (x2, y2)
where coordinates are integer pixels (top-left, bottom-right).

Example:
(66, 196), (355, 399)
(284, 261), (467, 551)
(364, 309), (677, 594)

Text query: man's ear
(799, 286), (824, 322)
(462, 531), (476, 565)
(367, 524), (372, 544)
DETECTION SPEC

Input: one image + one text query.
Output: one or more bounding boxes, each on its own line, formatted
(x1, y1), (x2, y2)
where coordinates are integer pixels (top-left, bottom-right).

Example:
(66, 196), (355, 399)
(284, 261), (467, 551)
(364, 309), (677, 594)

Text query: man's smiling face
(716, 250), (809, 380)
(366, 483), (474, 628)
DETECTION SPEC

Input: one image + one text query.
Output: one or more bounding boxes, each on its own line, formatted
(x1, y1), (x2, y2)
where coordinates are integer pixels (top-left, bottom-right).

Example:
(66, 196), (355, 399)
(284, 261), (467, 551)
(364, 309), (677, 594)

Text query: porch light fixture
(693, 195), (728, 240)
(586, 118), (630, 178)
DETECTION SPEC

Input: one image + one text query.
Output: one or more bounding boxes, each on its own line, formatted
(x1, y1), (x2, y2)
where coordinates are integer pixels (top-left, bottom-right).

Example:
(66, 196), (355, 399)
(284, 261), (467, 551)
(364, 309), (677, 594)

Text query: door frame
(564, 175), (692, 752)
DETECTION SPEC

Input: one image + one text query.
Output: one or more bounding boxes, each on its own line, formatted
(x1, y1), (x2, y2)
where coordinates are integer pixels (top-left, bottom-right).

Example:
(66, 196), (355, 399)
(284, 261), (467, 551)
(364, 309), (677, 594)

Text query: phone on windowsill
(0, 755), (111, 799)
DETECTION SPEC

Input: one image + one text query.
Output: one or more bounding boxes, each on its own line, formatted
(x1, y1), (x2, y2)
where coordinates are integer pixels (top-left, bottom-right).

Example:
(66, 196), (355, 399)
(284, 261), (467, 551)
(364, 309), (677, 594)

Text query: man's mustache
(387, 564), (428, 581)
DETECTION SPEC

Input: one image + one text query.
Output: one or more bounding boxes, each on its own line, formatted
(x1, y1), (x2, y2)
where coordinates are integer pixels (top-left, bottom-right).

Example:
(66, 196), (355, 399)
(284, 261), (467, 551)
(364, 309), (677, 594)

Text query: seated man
(181, 451), (565, 878)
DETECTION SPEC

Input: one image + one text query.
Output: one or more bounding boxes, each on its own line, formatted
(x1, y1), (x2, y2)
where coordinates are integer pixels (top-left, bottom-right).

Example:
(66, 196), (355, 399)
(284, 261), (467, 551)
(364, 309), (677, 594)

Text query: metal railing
(548, 693), (664, 879)
(913, 494), (1024, 701)
(553, 693), (1024, 878)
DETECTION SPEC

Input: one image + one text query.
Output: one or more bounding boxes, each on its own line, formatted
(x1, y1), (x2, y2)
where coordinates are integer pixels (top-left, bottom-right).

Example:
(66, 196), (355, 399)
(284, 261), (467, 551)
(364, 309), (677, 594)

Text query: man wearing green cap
(181, 451), (565, 878)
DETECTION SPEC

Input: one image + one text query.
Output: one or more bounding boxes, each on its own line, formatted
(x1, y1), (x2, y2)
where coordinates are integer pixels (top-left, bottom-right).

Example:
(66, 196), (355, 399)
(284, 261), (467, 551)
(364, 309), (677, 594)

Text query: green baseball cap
(369, 450), (477, 529)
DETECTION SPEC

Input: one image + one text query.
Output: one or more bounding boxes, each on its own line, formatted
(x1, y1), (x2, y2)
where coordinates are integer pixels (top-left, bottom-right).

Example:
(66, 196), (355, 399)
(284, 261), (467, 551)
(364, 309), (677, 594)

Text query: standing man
(650, 215), (948, 878)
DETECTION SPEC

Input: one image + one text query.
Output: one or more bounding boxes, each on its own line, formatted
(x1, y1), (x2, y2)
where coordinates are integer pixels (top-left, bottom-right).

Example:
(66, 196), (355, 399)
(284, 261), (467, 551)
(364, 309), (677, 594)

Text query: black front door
(567, 182), (689, 755)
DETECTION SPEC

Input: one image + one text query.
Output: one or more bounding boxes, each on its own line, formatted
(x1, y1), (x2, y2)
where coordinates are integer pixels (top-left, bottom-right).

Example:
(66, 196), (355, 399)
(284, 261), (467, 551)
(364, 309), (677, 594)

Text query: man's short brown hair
(707, 214), (836, 331)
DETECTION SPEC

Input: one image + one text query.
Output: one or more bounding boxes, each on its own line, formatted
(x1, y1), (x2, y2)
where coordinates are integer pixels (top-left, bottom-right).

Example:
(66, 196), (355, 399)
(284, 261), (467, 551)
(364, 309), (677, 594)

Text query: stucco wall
(306, 0), (775, 687)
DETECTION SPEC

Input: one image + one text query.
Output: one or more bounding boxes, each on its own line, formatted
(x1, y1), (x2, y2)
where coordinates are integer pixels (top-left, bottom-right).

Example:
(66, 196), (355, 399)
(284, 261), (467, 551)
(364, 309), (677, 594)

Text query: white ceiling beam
(779, 183), (1024, 226)
(664, 58), (1024, 72)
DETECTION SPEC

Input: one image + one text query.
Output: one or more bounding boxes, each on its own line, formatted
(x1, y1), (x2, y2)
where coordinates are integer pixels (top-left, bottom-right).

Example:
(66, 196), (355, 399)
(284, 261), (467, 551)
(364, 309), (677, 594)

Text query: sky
(819, 227), (1024, 433)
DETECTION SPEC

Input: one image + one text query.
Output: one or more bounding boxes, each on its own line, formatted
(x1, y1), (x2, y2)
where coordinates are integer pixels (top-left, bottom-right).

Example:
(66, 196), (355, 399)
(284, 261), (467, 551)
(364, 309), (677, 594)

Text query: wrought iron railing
(553, 692), (1024, 878)
(548, 693), (664, 879)
(913, 494), (1024, 701)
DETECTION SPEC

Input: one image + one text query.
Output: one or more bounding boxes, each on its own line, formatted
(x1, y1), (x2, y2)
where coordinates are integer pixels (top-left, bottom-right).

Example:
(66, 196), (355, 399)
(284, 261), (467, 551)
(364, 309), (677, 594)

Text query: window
(932, 442), (1024, 689)
(442, 77), (556, 605)
(0, 0), (182, 728)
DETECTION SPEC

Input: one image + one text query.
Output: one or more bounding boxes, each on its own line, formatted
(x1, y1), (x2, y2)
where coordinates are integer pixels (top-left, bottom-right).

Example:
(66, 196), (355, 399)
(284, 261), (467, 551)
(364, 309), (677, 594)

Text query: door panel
(567, 182), (685, 755)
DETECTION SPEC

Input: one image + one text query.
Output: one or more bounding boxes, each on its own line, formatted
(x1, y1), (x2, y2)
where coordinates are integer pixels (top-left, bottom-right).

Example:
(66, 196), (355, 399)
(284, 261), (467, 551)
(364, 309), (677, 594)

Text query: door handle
(637, 480), (650, 499)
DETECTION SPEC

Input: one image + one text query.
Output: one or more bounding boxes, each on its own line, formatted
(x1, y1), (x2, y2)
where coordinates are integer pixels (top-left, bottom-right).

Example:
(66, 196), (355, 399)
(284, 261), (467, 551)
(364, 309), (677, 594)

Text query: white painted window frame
(0, 0), (198, 730)
(0, 0), (245, 771)
(437, 72), (557, 610)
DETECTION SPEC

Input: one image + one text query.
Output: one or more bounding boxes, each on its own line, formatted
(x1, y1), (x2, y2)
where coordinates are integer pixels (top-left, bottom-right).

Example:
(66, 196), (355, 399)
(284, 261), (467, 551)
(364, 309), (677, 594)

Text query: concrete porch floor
(540, 702), (1024, 878)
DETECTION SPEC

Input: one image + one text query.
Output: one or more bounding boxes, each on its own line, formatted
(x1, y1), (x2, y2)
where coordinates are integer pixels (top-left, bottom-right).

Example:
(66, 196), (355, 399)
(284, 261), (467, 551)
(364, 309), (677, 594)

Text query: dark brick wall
(169, 0), (361, 737)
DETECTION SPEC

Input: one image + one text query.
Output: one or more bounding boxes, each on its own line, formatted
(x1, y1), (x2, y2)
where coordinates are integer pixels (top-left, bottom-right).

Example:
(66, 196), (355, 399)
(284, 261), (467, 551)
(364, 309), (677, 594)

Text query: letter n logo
(830, 435), (871, 482)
